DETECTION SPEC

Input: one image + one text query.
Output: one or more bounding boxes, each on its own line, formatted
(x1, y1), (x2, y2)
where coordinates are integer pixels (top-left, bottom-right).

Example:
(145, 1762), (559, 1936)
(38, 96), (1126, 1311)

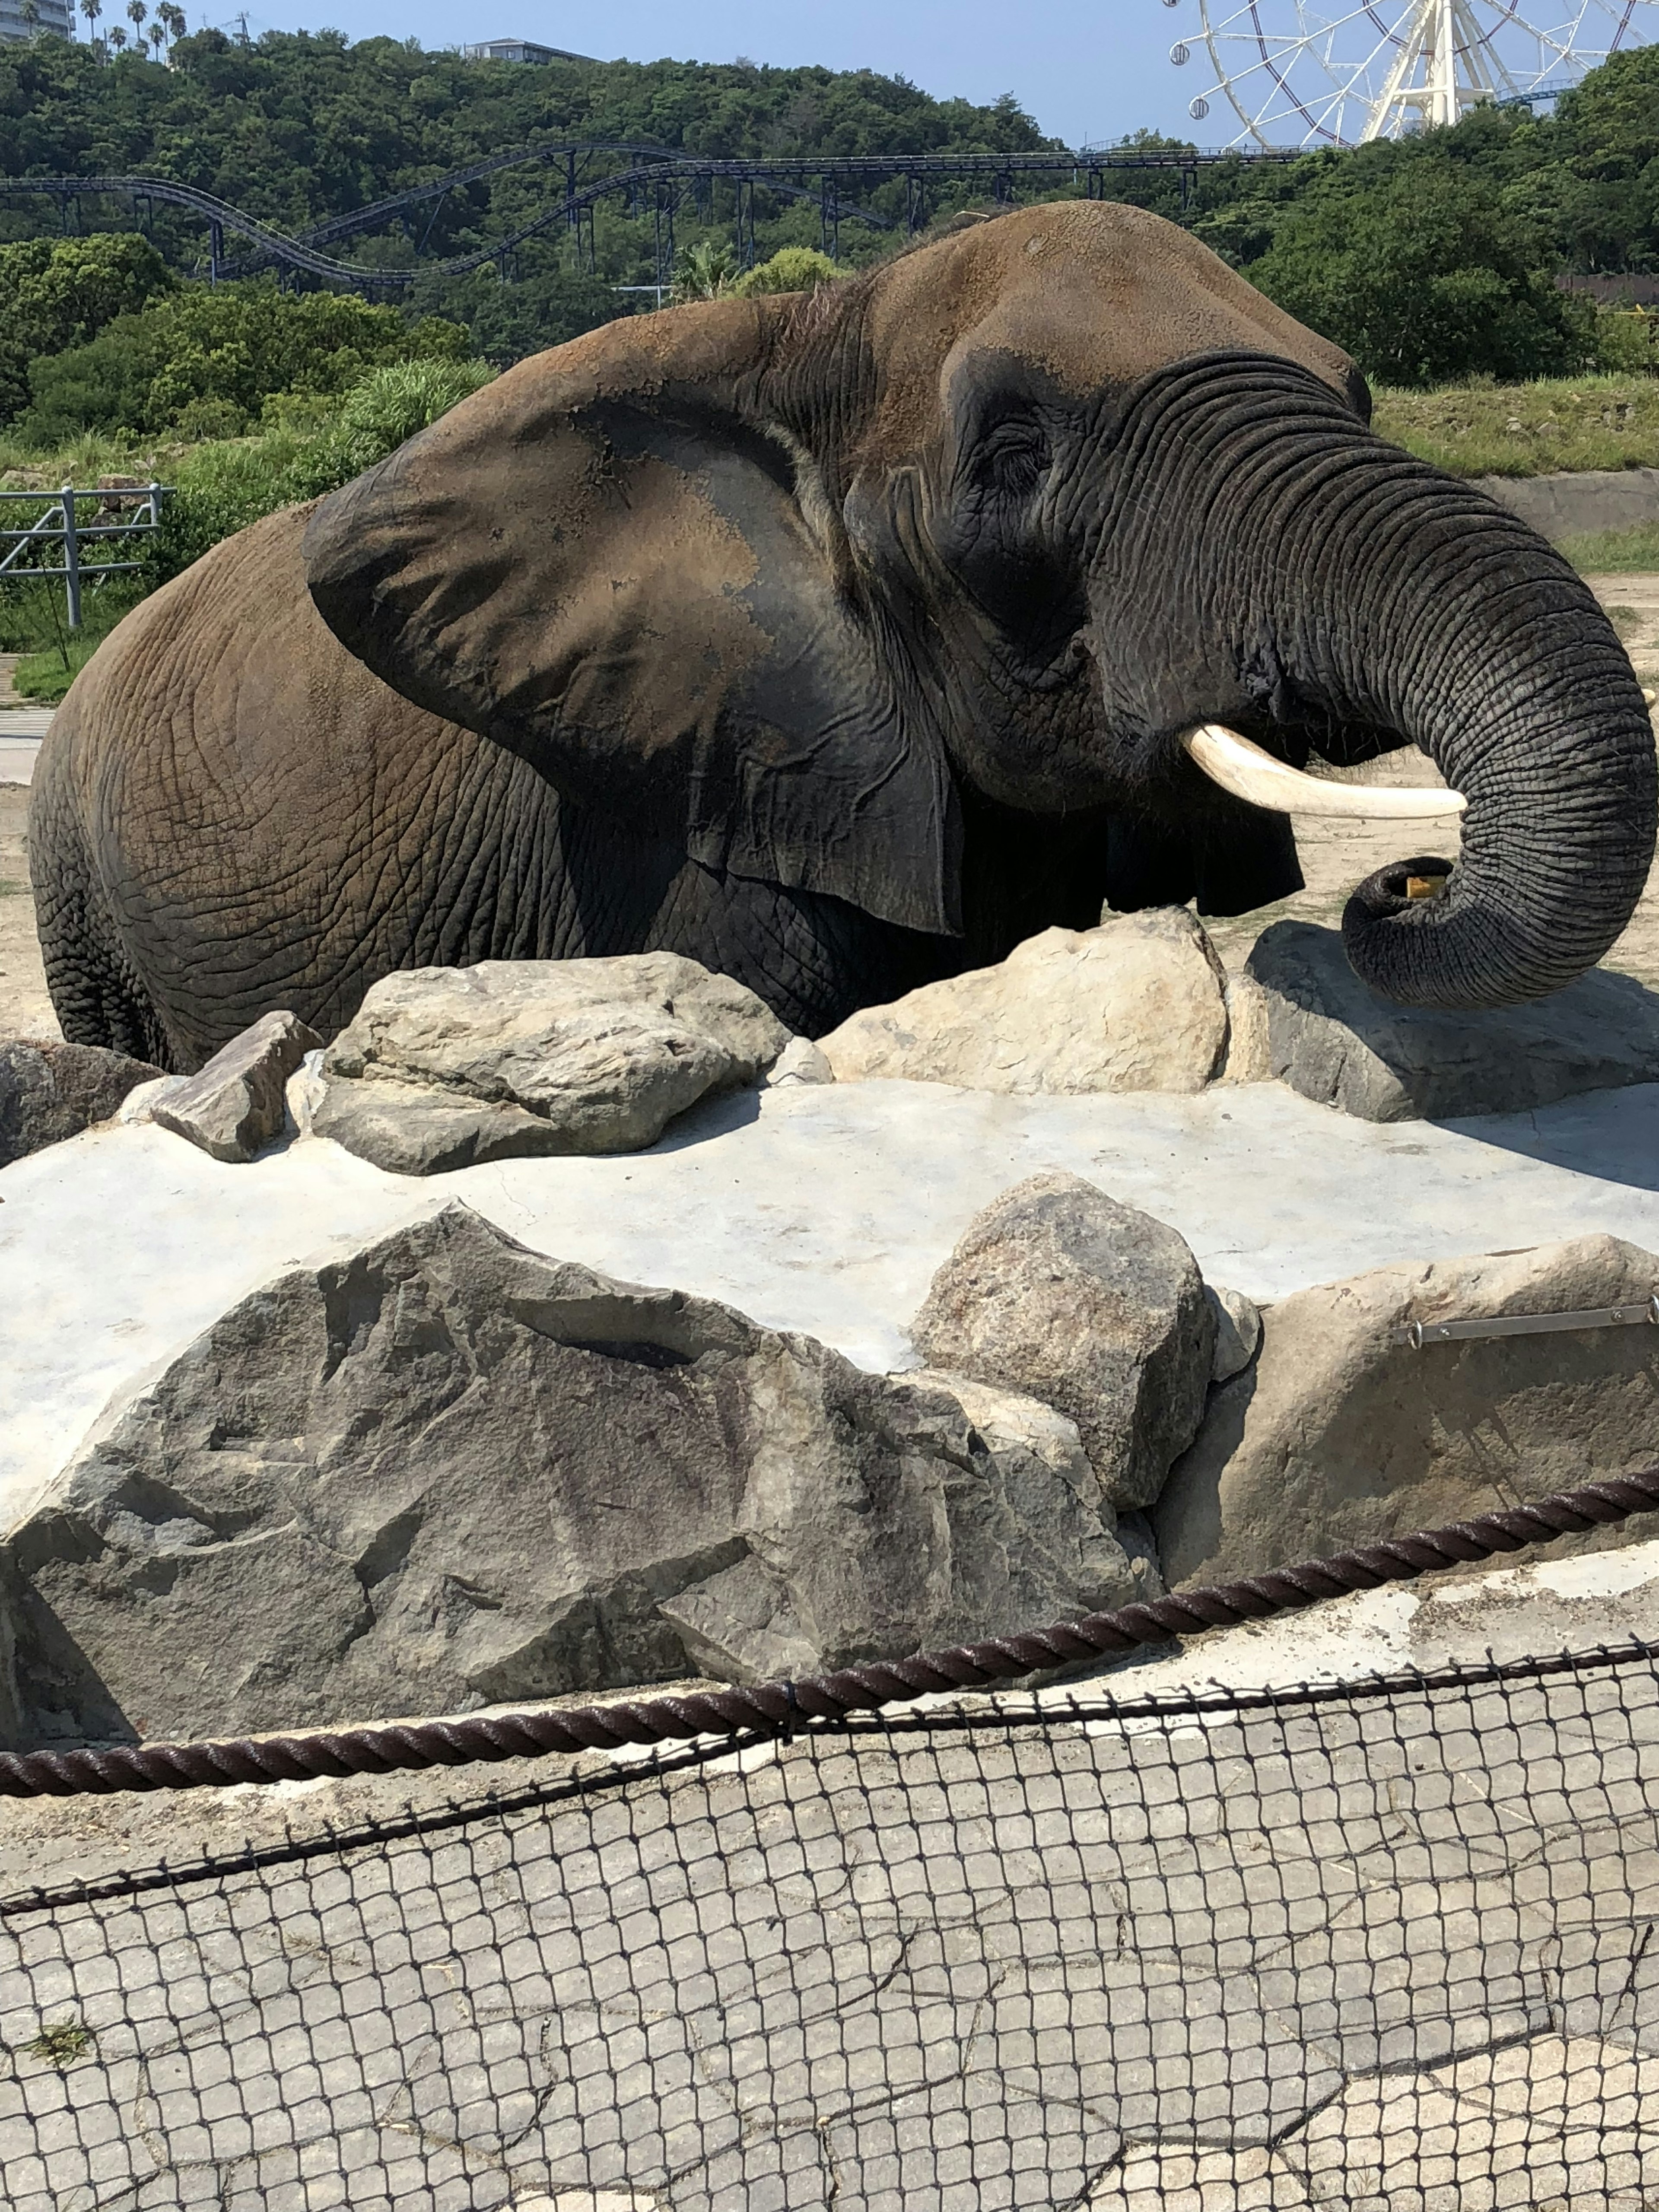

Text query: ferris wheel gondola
(1164, 0), (1656, 147)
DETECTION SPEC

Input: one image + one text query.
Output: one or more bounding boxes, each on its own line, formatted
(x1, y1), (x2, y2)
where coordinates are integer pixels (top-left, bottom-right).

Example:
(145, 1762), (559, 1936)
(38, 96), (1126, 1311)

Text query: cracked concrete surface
(3, 1557), (1659, 2209)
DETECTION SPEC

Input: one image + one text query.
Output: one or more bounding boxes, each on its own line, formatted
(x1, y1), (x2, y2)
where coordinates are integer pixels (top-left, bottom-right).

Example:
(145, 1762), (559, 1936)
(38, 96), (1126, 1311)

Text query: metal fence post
(60, 483), (80, 632)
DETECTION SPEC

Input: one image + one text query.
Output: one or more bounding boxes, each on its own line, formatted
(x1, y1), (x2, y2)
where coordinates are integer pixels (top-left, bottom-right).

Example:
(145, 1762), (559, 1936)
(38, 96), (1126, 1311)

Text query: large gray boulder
(312, 954), (792, 1174)
(1156, 1233), (1659, 1589)
(818, 911), (1230, 1095)
(1249, 920), (1659, 1121)
(0, 1038), (162, 1168)
(5, 1204), (1143, 1749)
(910, 1173), (1215, 1510)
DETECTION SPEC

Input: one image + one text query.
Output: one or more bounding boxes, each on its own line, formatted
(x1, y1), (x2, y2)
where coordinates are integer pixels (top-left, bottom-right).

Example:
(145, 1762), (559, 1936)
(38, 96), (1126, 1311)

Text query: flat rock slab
(10, 1077), (1659, 1536)
(1249, 919), (1659, 1120)
(315, 953), (791, 1173)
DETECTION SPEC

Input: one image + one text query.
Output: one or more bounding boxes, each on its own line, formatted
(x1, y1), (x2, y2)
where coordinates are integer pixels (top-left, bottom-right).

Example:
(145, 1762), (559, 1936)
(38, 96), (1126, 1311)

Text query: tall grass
(0, 428), (189, 490)
(1373, 376), (1659, 478)
(1557, 522), (1659, 574)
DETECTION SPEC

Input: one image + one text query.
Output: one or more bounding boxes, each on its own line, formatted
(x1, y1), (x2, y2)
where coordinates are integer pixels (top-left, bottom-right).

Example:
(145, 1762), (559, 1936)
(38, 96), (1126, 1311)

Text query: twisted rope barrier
(6, 1465), (1659, 1799)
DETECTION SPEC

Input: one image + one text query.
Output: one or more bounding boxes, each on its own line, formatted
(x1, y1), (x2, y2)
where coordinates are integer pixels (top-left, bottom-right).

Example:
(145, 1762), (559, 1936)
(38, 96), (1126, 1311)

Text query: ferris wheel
(1165, 1), (1658, 147)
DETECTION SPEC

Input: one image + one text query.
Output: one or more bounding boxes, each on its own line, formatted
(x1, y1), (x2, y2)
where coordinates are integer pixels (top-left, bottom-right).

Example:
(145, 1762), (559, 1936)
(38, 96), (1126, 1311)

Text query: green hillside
(5, 31), (1659, 381)
(0, 31), (1058, 350)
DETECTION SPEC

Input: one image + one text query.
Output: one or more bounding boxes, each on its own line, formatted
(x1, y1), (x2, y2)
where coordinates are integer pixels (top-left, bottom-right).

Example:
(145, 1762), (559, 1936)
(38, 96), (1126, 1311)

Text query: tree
(126, 0), (146, 35)
(77, 0), (101, 48)
(108, 23), (126, 47)
(18, 0), (40, 31)
(0, 232), (174, 426)
(1246, 160), (1592, 387)
(671, 239), (738, 302)
(148, 19), (164, 57)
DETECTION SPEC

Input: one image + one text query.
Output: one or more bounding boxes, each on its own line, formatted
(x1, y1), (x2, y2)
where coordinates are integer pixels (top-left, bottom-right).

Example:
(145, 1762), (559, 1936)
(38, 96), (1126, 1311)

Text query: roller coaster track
(0, 141), (1302, 292)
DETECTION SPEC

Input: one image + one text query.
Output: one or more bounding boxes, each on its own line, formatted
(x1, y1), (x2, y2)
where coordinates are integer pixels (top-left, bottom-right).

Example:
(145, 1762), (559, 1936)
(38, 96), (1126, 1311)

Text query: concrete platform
(0, 718), (44, 785)
(5, 1072), (1659, 1535)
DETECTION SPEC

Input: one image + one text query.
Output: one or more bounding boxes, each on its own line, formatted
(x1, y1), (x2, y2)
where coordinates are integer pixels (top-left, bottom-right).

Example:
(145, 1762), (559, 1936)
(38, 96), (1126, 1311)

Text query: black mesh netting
(6, 1644), (1659, 2210)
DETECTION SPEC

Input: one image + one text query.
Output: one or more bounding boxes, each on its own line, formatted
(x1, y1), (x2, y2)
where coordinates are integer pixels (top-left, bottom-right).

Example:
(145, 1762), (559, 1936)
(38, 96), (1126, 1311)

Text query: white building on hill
(0, 0), (75, 38)
(461, 35), (593, 62)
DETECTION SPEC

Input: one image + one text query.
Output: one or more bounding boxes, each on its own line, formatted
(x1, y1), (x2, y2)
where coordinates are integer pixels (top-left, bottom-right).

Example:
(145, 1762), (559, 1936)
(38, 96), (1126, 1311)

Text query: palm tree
(671, 239), (738, 304)
(19, 0), (41, 31)
(79, 0), (103, 53)
(126, 0), (146, 39)
(159, 3), (186, 41)
(148, 20), (164, 56)
(107, 23), (127, 47)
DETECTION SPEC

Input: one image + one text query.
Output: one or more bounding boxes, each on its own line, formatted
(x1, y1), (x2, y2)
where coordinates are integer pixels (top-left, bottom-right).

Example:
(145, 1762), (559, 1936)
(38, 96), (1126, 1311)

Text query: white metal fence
(0, 482), (168, 629)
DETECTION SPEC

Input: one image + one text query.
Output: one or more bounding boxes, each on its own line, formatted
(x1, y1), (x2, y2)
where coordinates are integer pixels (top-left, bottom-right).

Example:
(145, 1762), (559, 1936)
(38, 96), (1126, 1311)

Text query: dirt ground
(0, 783), (54, 1040)
(4, 575), (1659, 1042)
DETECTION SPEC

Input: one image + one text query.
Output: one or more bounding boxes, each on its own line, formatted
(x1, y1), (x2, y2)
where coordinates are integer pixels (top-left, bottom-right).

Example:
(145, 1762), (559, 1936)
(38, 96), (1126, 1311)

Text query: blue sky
(200, 2), (1205, 149)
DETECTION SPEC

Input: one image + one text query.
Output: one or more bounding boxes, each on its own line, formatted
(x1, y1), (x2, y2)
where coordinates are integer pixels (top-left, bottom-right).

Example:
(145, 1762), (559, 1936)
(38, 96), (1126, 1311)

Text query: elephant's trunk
(1105, 356), (1658, 1010)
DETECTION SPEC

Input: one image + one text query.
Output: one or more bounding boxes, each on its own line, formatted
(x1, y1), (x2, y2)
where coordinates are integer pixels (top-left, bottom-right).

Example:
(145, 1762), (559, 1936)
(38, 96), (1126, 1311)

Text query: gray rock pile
(4, 1204), (1154, 1748)
(0, 1038), (161, 1168)
(7, 1135), (1659, 1748)
(312, 954), (793, 1173)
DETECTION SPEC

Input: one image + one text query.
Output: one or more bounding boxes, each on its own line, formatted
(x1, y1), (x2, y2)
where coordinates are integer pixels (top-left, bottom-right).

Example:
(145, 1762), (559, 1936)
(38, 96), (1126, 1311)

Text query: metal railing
(0, 483), (168, 630)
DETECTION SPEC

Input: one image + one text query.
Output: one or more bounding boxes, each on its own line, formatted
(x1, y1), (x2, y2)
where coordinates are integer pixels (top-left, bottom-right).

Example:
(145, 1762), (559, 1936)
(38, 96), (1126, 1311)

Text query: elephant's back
(36, 502), (565, 1064)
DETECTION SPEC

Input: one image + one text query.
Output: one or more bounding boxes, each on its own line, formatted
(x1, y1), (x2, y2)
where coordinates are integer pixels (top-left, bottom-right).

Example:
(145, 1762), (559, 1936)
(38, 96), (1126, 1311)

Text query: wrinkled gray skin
(32, 202), (1657, 1071)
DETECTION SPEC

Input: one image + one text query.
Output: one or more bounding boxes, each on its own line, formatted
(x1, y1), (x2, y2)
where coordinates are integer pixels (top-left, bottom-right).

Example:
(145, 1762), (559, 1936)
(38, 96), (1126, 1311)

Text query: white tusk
(1182, 723), (1467, 819)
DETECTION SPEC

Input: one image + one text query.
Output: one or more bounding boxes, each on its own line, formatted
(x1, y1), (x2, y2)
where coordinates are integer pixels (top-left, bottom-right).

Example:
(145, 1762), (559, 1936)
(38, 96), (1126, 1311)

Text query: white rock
(1205, 1284), (1262, 1382)
(818, 909), (1229, 1095)
(1218, 970), (1273, 1085)
(283, 1047), (327, 1138)
(115, 1073), (188, 1126)
(764, 1036), (834, 1087)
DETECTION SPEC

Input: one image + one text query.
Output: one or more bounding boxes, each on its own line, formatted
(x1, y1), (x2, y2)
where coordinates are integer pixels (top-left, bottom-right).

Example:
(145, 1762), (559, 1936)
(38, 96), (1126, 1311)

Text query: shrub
(733, 247), (845, 297)
(20, 283), (470, 445)
(0, 234), (174, 429)
(1594, 310), (1657, 377)
(672, 240), (739, 302)
(149, 352), (496, 580)
(328, 356), (496, 475)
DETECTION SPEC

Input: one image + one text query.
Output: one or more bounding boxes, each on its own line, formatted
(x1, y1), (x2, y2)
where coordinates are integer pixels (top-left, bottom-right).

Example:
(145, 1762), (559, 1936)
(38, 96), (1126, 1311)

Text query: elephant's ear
(302, 302), (958, 938)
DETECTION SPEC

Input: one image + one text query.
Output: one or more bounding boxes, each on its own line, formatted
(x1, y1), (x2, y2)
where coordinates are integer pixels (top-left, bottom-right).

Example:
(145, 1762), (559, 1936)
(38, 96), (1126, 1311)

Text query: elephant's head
(303, 202), (1656, 1009)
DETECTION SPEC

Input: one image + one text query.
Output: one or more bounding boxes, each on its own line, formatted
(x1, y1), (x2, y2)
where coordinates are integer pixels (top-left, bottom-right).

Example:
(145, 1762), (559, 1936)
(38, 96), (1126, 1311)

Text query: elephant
(31, 200), (1657, 1074)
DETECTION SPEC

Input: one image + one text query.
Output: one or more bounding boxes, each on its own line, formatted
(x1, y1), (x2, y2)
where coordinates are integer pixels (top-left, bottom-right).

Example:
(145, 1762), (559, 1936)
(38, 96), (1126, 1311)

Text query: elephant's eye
(974, 420), (1051, 501)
